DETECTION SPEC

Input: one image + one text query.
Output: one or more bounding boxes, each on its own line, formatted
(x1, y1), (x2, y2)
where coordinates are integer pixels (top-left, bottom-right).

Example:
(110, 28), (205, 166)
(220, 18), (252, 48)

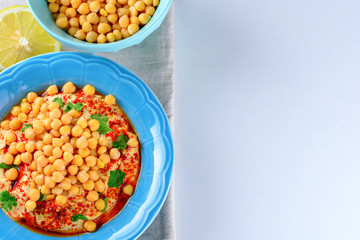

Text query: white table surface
(174, 0), (360, 239)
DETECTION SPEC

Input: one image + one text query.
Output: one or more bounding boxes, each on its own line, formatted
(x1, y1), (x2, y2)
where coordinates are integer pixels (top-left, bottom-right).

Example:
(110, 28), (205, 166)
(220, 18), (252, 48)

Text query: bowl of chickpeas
(0, 52), (174, 239)
(26, 0), (172, 52)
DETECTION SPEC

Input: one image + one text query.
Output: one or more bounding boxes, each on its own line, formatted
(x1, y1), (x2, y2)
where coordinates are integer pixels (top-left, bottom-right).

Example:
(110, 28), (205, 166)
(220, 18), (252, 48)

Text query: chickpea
(25, 200), (37, 211)
(59, 126), (70, 137)
(44, 164), (55, 176)
(28, 189), (40, 201)
(106, 32), (115, 42)
(43, 118), (52, 130)
(82, 21), (92, 32)
(67, 165), (78, 176)
(97, 146), (107, 155)
(37, 156), (49, 168)
(128, 23), (139, 35)
(109, 148), (121, 160)
(87, 13), (100, 24)
(75, 136), (88, 149)
(15, 142), (26, 153)
(79, 148), (90, 158)
(72, 126), (83, 137)
(59, 178), (72, 190)
(59, 136), (69, 143)
(59, 5), (67, 13)
(42, 145), (54, 157)
(85, 156), (97, 167)
(61, 114), (72, 125)
(83, 180), (95, 190)
(62, 142), (74, 153)
(53, 171), (65, 183)
(35, 142), (45, 152)
(68, 185), (79, 196)
(24, 127), (35, 140)
(33, 120), (45, 134)
(98, 136), (108, 146)
(43, 133), (53, 145)
(97, 33), (107, 43)
(77, 170), (89, 183)
(32, 104), (41, 115)
(53, 147), (63, 159)
(128, 138), (139, 148)
(82, 131), (91, 139)
(121, 29), (130, 38)
(69, 17), (79, 28)
(70, 137), (77, 147)
(88, 170), (100, 181)
(129, 6), (138, 17)
(98, 23), (112, 34)
(68, 175), (77, 185)
(134, 1), (145, 11)
(48, 102), (60, 111)
(41, 185), (51, 195)
(77, 3), (90, 15)
(56, 195), (67, 206)
(5, 168), (18, 180)
(64, 151), (74, 162)
(56, 16), (69, 29)
(71, 0), (81, 8)
(145, 5), (155, 16)
(52, 186), (63, 195)
(143, 0), (152, 5)
(74, 30), (86, 40)
(18, 113), (28, 123)
(29, 161), (37, 171)
(85, 30), (98, 43)
(103, 95), (116, 106)
(117, 8), (130, 17)
(153, 0), (159, 6)
(48, 2), (59, 12)
(105, 3), (116, 14)
(26, 92), (37, 103)
(119, 15), (129, 29)
(34, 97), (45, 106)
(123, 184), (134, 196)
(21, 152), (33, 164)
(107, 13), (118, 24)
(95, 199), (105, 211)
(1, 120), (10, 130)
(128, 0), (137, 6)
(31, 171), (39, 179)
(50, 129), (61, 138)
(77, 117), (88, 128)
(99, 154), (110, 164)
(13, 155), (21, 165)
(86, 190), (99, 202)
(54, 159), (66, 171)
(9, 119), (21, 130)
(94, 180), (105, 193)
(72, 155), (84, 166)
(89, 1), (101, 12)
(97, 159), (105, 168)
(25, 142), (35, 153)
(49, 108), (62, 120)
(68, 26), (79, 36)
(138, 13), (151, 25)
(65, 7), (76, 18)
(34, 174), (45, 185)
(6, 132), (17, 144)
(48, 156), (56, 164)
(8, 143), (18, 155)
(84, 220), (96, 232)
(99, 9), (108, 17)
(113, 30), (122, 41)
(52, 138), (64, 148)
(88, 138), (98, 150)
(3, 153), (14, 165)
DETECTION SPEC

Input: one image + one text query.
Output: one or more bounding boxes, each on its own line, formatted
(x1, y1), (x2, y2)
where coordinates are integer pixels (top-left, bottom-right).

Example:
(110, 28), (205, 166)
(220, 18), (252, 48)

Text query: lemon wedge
(0, 5), (61, 70)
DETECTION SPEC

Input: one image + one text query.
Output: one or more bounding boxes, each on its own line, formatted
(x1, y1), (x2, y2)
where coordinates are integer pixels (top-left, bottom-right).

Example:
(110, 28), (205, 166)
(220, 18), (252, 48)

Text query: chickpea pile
(48, 0), (159, 43)
(0, 82), (136, 232)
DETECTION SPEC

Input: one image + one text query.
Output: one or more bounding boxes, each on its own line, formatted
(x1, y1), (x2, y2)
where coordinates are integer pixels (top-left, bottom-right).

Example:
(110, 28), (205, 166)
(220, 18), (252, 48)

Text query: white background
(174, 0), (360, 239)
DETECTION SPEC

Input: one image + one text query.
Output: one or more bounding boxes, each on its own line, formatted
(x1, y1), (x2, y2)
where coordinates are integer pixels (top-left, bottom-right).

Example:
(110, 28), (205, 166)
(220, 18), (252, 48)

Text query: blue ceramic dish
(0, 52), (173, 239)
(26, 0), (173, 53)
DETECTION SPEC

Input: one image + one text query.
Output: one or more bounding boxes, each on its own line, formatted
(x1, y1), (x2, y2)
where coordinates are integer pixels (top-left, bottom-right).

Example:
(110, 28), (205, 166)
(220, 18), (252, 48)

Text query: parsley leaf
(71, 214), (87, 222)
(0, 190), (17, 211)
(112, 134), (129, 151)
(38, 192), (46, 202)
(100, 197), (109, 212)
(53, 98), (64, 108)
(90, 114), (113, 134)
(0, 163), (18, 170)
(64, 102), (84, 112)
(20, 123), (32, 132)
(108, 169), (125, 188)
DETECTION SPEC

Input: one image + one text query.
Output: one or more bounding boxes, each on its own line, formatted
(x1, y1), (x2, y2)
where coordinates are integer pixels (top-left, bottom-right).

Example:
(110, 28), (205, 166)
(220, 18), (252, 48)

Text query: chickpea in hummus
(0, 82), (141, 234)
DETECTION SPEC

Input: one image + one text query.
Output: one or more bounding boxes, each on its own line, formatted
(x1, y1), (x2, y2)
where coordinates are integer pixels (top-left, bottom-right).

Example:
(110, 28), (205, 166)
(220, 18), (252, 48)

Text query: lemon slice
(0, 5), (61, 70)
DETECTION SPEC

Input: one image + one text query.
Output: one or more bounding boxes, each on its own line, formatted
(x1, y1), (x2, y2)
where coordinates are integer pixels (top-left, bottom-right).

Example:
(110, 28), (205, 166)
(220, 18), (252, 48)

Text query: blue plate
(0, 52), (174, 240)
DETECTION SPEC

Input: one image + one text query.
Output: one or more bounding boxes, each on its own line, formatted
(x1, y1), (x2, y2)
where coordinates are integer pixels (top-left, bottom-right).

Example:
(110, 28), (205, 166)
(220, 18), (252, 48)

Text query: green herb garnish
(108, 169), (125, 188)
(112, 134), (129, 151)
(20, 123), (32, 132)
(0, 190), (17, 211)
(90, 113), (113, 134)
(71, 214), (87, 222)
(53, 98), (64, 108)
(38, 192), (46, 202)
(0, 163), (18, 170)
(100, 197), (109, 212)
(64, 102), (84, 112)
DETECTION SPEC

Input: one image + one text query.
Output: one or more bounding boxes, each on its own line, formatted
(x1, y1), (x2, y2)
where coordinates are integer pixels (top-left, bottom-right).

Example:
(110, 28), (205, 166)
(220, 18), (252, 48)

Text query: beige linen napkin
(0, 1), (175, 239)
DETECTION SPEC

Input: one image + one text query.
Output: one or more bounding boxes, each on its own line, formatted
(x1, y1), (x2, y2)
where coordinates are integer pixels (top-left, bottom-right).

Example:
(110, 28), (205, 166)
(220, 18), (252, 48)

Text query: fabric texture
(0, 1), (175, 239)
